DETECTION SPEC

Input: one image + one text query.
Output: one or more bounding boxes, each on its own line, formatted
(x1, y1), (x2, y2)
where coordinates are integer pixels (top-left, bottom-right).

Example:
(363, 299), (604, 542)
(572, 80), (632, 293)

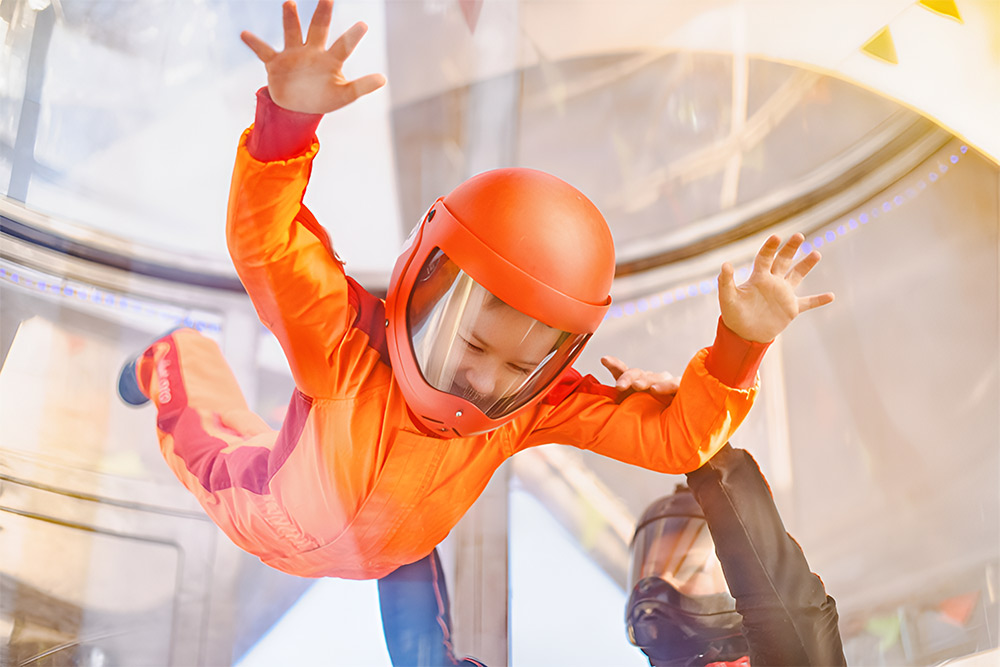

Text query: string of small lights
(0, 144), (970, 328)
(0, 259), (223, 334)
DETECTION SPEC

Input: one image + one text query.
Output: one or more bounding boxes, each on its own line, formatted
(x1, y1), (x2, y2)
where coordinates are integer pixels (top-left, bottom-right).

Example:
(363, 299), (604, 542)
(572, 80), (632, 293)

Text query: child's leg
(133, 328), (259, 418)
(377, 549), (486, 667)
(131, 328), (275, 515)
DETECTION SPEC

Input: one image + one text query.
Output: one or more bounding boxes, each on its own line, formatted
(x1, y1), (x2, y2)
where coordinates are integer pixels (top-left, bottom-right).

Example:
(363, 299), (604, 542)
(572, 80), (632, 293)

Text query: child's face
(409, 261), (579, 419)
(446, 297), (563, 408)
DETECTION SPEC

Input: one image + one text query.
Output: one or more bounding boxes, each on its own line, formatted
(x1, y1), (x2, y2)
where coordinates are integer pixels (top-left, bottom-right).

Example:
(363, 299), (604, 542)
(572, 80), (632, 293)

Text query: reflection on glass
(1, 511), (177, 666)
(1, 0), (273, 257)
(581, 141), (999, 665)
(1, 1), (996, 664)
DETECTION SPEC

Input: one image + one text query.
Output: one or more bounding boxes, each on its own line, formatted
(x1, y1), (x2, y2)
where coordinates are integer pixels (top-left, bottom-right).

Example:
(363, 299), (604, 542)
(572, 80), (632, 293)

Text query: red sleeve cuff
(704, 317), (771, 389)
(246, 87), (323, 162)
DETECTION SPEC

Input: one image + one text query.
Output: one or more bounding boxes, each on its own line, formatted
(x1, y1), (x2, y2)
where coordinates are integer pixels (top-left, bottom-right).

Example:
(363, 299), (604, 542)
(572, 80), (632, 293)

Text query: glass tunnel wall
(3, 1), (1000, 667)
(574, 140), (999, 664)
(783, 143), (998, 664)
(0, 251), (313, 665)
(1, 4), (318, 659)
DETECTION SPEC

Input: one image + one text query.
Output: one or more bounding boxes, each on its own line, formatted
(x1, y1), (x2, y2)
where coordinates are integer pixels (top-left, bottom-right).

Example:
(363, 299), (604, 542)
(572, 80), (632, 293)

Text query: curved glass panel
(392, 52), (912, 266)
(1, 1), (398, 275)
(0, 251), (312, 665)
(573, 139), (999, 665)
(2, 2), (996, 665)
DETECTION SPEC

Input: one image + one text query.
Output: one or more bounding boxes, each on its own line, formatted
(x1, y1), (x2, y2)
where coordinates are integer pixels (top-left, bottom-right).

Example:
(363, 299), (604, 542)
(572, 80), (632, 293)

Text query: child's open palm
(241, 0), (385, 114)
(719, 234), (834, 343)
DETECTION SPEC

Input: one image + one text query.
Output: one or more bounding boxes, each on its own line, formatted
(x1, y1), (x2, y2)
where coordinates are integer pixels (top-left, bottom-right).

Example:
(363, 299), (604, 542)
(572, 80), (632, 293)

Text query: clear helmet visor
(627, 500), (744, 658)
(407, 249), (589, 420)
(628, 516), (731, 602)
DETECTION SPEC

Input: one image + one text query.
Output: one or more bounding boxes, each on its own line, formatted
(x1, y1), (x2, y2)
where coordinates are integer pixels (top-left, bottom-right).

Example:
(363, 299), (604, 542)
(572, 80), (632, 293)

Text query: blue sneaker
(117, 357), (150, 407)
(116, 326), (189, 407)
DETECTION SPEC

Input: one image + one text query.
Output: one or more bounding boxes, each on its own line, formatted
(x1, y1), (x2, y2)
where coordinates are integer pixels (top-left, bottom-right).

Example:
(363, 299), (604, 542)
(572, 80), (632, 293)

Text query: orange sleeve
(518, 348), (758, 474)
(226, 128), (350, 397)
(705, 317), (771, 389)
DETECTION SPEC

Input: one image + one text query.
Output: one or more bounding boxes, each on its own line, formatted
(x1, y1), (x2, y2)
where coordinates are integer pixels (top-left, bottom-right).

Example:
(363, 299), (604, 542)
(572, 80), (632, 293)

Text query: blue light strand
(0, 261), (222, 333)
(605, 145), (969, 321)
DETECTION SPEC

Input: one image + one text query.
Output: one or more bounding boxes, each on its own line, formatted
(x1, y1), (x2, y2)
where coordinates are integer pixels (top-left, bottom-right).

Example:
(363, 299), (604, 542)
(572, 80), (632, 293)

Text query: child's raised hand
(601, 356), (680, 402)
(241, 0), (386, 114)
(718, 233), (834, 343)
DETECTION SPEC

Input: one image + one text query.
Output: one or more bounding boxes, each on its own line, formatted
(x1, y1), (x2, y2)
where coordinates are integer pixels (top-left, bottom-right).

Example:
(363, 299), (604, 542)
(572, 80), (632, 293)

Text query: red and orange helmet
(386, 168), (615, 436)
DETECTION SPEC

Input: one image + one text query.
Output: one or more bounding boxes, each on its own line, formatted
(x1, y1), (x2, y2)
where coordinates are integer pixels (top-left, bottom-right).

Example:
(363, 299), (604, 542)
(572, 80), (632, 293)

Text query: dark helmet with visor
(626, 486), (748, 666)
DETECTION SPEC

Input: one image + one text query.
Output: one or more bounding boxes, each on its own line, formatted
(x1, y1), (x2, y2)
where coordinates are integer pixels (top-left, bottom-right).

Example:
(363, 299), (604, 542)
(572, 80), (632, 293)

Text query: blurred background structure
(1, 0), (998, 665)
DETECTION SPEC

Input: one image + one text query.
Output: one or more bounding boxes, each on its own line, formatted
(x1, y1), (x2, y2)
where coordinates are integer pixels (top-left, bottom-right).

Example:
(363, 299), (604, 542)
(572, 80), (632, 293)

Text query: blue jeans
(377, 549), (485, 667)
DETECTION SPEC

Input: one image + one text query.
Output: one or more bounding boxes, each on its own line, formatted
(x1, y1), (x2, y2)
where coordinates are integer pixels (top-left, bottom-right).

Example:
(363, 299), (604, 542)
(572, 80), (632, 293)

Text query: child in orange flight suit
(118, 2), (833, 664)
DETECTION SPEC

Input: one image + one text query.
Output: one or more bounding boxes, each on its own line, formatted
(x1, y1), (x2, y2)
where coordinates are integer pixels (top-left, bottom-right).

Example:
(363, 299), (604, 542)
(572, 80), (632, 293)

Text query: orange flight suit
(134, 90), (766, 580)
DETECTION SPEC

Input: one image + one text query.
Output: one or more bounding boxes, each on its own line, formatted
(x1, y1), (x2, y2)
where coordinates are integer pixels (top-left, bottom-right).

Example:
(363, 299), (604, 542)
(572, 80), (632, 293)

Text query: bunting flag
(861, 26), (899, 64)
(918, 0), (964, 23)
(938, 591), (980, 626)
(865, 614), (902, 651)
(458, 0), (484, 33)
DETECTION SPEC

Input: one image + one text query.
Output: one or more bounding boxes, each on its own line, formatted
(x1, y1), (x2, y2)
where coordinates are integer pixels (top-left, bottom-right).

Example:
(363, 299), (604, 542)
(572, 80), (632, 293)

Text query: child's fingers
(328, 21), (369, 63)
(786, 250), (822, 288)
(718, 262), (737, 303)
(626, 373), (651, 391)
(282, 1), (304, 48)
(621, 368), (671, 392)
(650, 378), (680, 395)
(752, 235), (781, 274)
(615, 369), (643, 390)
(797, 292), (835, 313)
(771, 233), (803, 276)
(346, 73), (387, 101)
(600, 356), (627, 380)
(306, 0), (333, 46)
(241, 31), (276, 62)
(601, 357), (677, 394)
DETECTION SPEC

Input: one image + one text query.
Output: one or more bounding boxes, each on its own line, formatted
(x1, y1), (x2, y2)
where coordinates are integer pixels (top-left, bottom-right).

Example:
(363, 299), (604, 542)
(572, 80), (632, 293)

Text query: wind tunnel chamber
(2, 1), (999, 665)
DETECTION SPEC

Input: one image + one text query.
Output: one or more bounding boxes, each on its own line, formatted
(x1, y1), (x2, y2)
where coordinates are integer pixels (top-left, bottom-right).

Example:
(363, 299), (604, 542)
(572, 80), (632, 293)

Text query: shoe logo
(157, 357), (172, 404)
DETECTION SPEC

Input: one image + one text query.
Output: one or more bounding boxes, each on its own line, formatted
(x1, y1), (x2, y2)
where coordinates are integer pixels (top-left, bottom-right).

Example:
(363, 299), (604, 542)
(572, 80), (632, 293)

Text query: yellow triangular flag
(861, 26), (899, 64)
(918, 0), (963, 23)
